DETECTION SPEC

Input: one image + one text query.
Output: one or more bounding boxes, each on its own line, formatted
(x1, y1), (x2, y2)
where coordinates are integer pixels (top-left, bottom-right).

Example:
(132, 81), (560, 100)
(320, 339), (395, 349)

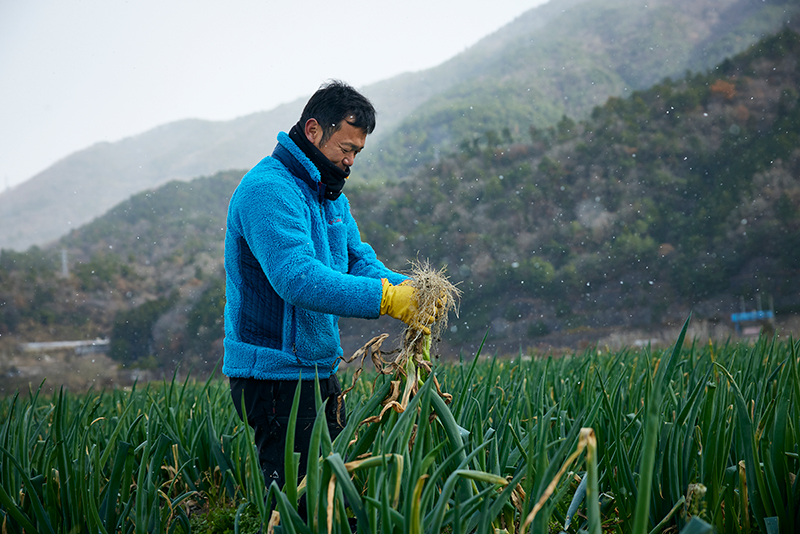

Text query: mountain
(1, 0), (797, 251)
(1, 27), (798, 368)
(348, 27), (800, 345)
(360, 0), (800, 180)
(0, 171), (243, 372)
(0, 103), (300, 252)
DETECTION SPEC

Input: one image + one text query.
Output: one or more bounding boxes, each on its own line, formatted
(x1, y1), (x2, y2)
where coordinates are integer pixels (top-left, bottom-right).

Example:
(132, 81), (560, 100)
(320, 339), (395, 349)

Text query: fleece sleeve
(342, 197), (408, 285)
(232, 174), (384, 319)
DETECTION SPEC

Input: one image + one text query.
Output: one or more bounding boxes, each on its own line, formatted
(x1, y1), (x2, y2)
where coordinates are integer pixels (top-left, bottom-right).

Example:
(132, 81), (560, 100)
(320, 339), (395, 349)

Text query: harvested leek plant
(339, 259), (460, 424)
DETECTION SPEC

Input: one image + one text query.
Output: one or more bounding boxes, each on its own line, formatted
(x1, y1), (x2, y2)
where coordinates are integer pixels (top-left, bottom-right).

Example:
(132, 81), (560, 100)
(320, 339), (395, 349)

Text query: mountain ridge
(1, 0), (797, 251)
(360, 0), (800, 180)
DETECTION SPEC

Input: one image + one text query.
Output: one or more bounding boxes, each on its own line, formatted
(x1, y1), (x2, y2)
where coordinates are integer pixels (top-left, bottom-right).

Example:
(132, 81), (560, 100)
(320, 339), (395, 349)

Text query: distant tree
(710, 79), (736, 100)
(484, 130), (501, 150)
(502, 127), (513, 145)
(556, 115), (576, 141)
(110, 292), (177, 365)
(73, 252), (128, 291)
(187, 277), (225, 351)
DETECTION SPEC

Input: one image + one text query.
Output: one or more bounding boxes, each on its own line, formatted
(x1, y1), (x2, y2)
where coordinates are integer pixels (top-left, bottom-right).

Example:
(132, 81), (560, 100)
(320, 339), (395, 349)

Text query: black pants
(230, 375), (346, 507)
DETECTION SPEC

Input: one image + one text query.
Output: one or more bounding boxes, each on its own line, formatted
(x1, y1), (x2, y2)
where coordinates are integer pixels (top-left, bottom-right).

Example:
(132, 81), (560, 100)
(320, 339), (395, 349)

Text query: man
(223, 81), (436, 501)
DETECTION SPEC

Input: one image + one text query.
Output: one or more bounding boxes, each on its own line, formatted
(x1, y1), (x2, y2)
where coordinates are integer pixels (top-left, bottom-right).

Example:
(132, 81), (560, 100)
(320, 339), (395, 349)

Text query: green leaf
(679, 516), (715, 534)
(284, 377), (303, 509)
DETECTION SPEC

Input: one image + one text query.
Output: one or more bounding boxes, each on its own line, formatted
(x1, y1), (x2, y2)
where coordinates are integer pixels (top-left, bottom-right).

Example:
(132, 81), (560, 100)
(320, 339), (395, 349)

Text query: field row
(1, 323), (798, 533)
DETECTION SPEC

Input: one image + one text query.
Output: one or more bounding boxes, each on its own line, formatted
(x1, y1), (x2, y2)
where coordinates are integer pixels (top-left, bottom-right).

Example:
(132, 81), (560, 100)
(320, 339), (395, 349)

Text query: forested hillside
(0, 171), (242, 371)
(357, 0), (800, 181)
(350, 28), (800, 341)
(1, 29), (798, 371)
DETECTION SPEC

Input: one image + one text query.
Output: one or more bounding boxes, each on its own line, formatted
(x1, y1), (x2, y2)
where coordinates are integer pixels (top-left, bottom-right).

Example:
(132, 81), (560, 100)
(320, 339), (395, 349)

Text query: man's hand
(398, 279), (448, 319)
(380, 279), (439, 334)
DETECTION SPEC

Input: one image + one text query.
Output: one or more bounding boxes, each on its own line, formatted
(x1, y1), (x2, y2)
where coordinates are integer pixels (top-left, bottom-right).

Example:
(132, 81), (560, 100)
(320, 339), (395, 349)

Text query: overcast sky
(0, 0), (548, 190)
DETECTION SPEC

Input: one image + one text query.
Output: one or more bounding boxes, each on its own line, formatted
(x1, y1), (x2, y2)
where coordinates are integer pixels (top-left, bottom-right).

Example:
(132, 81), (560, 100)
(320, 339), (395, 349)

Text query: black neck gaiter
(288, 123), (350, 201)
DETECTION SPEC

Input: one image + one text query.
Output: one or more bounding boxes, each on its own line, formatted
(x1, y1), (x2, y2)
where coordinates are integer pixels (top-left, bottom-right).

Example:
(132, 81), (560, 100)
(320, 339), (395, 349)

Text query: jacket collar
(272, 131), (328, 203)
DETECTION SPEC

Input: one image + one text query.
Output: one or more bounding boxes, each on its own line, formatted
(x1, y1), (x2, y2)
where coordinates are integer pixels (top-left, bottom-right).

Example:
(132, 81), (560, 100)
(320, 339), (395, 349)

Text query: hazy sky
(0, 0), (548, 190)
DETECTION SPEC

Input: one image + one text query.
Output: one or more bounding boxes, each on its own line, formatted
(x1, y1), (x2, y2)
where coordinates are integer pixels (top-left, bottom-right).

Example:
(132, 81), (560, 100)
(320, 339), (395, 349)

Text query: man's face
(305, 117), (367, 172)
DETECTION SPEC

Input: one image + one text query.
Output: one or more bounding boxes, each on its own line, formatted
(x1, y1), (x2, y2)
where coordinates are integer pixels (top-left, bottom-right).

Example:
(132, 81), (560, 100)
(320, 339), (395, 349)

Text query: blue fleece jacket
(223, 132), (406, 380)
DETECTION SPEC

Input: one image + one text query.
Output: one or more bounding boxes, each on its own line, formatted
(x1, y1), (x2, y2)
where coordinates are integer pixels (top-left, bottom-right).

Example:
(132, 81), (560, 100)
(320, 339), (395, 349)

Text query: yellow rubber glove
(396, 279), (448, 320)
(380, 279), (435, 334)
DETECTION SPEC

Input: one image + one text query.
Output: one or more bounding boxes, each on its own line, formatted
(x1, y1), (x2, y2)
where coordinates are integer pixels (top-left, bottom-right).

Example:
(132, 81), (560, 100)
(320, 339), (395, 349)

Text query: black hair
(299, 80), (376, 145)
